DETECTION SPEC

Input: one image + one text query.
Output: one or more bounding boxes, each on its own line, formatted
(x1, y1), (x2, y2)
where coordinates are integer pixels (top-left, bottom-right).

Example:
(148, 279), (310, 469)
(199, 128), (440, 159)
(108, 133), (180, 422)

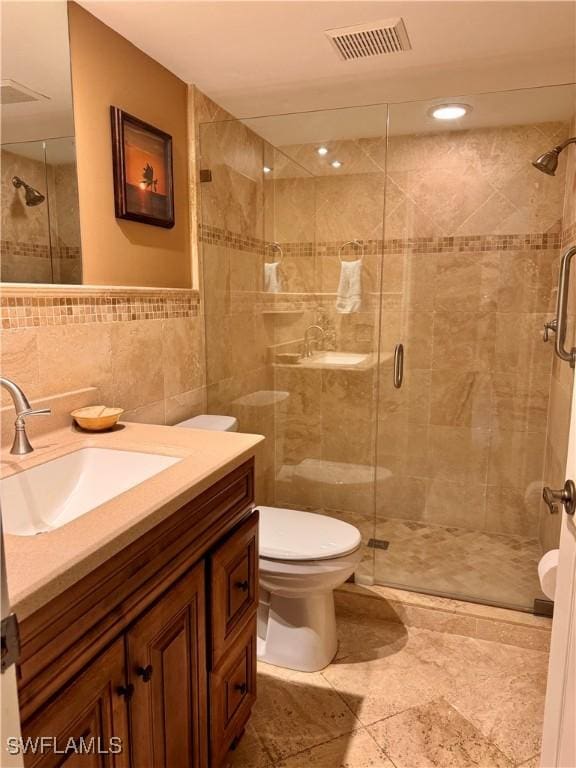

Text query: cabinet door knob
(117, 683), (134, 700)
(235, 682), (247, 695)
(235, 580), (249, 592)
(136, 664), (153, 682)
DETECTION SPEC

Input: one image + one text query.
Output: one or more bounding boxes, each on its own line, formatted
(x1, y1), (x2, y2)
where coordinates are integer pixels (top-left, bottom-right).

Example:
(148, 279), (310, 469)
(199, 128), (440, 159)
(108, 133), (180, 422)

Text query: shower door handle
(393, 344), (404, 389)
(553, 245), (576, 368)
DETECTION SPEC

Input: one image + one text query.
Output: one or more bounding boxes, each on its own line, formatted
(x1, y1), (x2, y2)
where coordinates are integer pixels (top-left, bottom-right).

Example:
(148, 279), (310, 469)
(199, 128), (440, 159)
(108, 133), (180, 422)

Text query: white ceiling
(1, 1), (75, 144)
(79, 0), (576, 118)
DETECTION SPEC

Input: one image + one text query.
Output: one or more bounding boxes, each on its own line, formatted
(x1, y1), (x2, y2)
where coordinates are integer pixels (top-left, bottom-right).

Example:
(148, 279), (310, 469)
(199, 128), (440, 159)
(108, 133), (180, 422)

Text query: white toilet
(257, 506), (362, 672)
(175, 414), (362, 672)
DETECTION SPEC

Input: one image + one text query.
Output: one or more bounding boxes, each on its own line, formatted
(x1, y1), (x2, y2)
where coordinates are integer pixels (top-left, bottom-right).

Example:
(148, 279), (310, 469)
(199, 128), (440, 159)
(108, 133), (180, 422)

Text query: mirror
(1, 0), (82, 284)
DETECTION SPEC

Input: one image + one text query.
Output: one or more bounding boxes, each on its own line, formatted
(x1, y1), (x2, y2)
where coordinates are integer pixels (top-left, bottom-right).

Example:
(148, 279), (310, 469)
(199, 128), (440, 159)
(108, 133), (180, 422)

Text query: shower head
(12, 176), (45, 206)
(532, 137), (576, 176)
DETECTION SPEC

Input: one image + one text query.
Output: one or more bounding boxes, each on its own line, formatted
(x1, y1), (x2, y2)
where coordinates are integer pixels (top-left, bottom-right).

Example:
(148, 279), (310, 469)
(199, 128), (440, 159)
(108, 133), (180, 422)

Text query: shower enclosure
(198, 83), (576, 611)
(1, 137), (82, 283)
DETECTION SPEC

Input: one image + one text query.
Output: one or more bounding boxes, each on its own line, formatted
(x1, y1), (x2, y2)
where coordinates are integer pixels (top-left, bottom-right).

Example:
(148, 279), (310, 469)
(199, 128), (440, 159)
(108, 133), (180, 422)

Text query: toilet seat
(258, 506), (361, 561)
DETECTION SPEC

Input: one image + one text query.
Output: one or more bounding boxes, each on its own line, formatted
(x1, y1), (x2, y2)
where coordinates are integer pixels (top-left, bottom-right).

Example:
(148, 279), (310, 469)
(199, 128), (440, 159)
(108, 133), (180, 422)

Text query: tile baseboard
(336, 583), (551, 652)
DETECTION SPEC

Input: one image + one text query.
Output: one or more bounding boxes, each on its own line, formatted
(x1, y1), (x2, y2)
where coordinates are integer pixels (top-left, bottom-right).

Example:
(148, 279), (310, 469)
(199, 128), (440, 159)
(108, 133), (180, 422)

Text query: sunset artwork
(111, 107), (174, 228)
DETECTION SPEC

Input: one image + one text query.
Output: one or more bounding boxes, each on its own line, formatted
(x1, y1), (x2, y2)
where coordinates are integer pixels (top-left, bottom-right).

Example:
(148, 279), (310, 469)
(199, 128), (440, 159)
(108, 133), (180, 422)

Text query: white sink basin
(302, 351), (369, 368)
(1, 447), (181, 537)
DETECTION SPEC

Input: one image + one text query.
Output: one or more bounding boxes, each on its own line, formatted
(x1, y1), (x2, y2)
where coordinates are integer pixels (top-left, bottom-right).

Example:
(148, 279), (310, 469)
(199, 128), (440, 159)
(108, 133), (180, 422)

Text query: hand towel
(336, 259), (362, 313)
(264, 261), (282, 293)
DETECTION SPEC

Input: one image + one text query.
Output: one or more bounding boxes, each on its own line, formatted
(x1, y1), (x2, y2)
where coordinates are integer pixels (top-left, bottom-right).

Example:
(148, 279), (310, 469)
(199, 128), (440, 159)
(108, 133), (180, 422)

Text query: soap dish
(71, 405), (124, 431)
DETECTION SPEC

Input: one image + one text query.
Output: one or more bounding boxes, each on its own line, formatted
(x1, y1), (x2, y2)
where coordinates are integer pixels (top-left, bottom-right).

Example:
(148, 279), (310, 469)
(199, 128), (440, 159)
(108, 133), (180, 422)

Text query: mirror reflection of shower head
(12, 176), (45, 206)
(532, 137), (576, 176)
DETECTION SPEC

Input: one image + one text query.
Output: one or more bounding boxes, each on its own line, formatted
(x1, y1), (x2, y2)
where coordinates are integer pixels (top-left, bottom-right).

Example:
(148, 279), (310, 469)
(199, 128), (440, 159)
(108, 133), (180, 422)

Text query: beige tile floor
(227, 605), (548, 768)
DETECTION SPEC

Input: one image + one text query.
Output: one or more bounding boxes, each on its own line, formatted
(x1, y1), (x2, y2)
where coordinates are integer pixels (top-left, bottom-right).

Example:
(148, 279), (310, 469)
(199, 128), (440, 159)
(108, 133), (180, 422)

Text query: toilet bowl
(257, 506), (362, 672)
(172, 414), (362, 671)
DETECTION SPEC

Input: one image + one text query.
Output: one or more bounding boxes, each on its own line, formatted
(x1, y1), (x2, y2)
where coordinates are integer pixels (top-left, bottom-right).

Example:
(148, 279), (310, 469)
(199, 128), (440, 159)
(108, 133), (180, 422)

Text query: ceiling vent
(0, 79), (49, 105)
(325, 18), (411, 61)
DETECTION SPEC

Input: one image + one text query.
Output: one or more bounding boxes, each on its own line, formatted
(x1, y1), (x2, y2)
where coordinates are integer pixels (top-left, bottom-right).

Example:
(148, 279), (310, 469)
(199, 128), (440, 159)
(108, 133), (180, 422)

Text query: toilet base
(257, 589), (337, 672)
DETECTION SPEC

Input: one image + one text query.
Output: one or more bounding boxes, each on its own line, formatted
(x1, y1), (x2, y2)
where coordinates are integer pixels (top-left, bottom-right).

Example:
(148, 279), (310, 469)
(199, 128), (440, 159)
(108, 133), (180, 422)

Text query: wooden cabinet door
(126, 562), (208, 768)
(21, 638), (129, 768)
(210, 511), (258, 666)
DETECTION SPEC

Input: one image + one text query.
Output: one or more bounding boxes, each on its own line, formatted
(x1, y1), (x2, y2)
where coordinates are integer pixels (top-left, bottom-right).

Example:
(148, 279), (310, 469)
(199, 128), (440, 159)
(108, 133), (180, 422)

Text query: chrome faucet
(0, 378), (51, 455)
(303, 325), (325, 358)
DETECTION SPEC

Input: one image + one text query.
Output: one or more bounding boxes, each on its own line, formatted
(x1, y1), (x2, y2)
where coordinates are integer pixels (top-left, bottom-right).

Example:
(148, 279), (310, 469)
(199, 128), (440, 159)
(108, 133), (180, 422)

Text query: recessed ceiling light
(263, 166), (272, 174)
(331, 160), (343, 169)
(317, 146), (329, 156)
(430, 104), (471, 121)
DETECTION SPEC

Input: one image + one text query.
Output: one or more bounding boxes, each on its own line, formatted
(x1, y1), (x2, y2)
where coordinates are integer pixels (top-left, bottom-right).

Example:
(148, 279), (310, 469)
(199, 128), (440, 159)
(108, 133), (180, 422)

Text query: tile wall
(539, 115), (576, 552)
(0, 287), (206, 435)
(1, 148), (82, 284)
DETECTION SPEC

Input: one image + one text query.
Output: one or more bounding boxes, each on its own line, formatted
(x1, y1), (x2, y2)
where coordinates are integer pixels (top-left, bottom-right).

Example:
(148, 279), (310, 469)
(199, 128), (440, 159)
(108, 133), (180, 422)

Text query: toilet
(257, 506), (362, 672)
(175, 414), (362, 672)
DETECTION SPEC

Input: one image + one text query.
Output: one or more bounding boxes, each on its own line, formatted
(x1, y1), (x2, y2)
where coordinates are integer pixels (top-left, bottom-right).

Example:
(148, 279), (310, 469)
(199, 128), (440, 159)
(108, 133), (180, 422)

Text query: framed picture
(110, 106), (175, 228)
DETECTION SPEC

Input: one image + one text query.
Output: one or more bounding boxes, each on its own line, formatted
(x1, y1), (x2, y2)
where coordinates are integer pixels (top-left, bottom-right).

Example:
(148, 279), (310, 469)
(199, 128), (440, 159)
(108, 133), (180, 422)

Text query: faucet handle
(18, 407), (51, 418)
(543, 318), (558, 342)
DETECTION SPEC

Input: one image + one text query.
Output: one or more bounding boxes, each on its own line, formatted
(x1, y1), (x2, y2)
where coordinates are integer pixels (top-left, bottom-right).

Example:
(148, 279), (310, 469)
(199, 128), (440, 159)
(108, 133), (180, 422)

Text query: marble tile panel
(161, 317), (204, 398)
(122, 399), (165, 425)
(448, 666), (548, 763)
(430, 370), (492, 428)
(488, 429), (546, 488)
(434, 253), (500, 312)
(427, 426), (490, 484)
(37, 322), (113, 401)
(251, 664), (360, 762)
(491, 369), (551, 432)
(110, 320), (163, 411)
(315, 173), (386, 242)
(494, 312), (553, 373)
(275, 729), (394, 768)
(497, 250), (558, 314)
(485, 485), (540, 538)
(322, 639), (448, 726)
(0, 328), (40, 405)
(368, 698), (514, 768)
(432, 310), (496, 371)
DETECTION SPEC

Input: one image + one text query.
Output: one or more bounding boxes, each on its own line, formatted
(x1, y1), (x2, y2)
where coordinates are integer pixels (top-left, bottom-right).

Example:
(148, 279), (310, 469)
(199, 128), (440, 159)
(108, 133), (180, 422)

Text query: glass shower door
(375, 85), (574, 609)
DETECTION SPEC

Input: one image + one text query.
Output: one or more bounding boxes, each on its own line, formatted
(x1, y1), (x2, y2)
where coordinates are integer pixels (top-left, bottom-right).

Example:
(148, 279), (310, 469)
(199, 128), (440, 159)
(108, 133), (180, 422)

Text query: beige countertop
(1, 422), (264, 621)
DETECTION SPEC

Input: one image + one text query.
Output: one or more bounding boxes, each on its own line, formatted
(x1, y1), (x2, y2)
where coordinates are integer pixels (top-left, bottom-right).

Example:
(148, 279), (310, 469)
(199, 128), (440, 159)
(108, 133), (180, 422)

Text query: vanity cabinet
(20, 638), (130, 768)
(16, 459), (258, 768)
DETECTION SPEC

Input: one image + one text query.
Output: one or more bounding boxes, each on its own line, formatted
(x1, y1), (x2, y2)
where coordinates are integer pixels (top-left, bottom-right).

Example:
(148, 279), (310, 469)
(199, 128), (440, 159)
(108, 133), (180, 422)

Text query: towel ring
(338, 239), (363, 263)
(265, 242), (283, 264)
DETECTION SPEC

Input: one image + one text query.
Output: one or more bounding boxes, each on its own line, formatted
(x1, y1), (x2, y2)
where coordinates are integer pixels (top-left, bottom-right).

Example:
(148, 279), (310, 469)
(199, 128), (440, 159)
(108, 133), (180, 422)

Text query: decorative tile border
(199, 224), (563, 257)
(199, 223), (265, 254)
(0, 287), (200, 330)
(1, 240), (51, 260)
(382, 231), (561, 254)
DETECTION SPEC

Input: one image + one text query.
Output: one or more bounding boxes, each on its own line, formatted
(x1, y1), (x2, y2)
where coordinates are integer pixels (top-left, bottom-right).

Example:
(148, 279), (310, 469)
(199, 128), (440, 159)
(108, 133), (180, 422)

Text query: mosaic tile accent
(1, 240), (51, 260)
(0, 289), (200, 330)
(381, 231), (561, 254)
(199, 223), (265, 254)
(199, 223), (562, 257)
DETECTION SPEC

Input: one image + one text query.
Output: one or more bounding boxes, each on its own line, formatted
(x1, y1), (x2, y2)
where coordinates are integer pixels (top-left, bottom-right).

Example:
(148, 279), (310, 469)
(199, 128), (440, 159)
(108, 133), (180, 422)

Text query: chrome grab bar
(393, 343), (404, 389)
(554, 245), (576, 368)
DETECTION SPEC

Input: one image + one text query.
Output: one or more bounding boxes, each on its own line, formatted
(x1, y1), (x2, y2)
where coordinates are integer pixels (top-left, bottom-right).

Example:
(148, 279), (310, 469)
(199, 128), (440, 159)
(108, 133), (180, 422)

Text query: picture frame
(110, 106), (175, 228)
